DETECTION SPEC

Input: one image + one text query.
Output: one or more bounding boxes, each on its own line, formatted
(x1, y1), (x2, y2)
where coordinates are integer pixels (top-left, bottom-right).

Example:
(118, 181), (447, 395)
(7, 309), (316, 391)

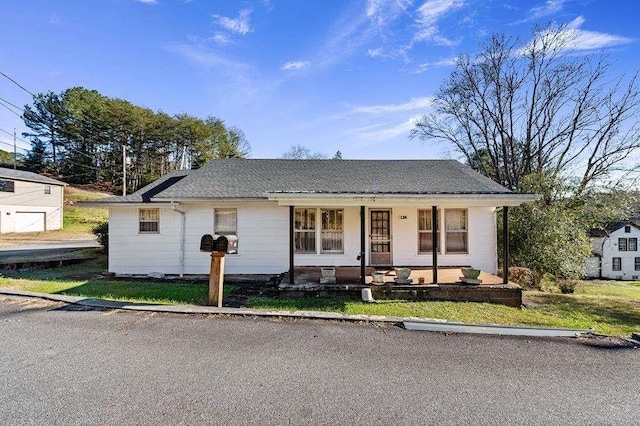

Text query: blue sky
(0, 0), (638, 160)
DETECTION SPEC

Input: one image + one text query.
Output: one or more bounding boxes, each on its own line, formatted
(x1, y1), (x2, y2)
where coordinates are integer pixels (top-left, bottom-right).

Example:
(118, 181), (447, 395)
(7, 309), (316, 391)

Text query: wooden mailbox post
(200, 234), (229, 307)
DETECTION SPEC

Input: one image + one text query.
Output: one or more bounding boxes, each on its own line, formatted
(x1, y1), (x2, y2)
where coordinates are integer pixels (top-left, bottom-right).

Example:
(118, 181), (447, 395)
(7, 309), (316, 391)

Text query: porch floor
(280, 267), (522, 308)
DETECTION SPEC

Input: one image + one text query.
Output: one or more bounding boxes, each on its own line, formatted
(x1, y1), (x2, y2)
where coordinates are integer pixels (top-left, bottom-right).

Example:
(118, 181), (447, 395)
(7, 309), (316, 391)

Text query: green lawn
(1, 256), (638, 336)
(0, 257), (235, 305)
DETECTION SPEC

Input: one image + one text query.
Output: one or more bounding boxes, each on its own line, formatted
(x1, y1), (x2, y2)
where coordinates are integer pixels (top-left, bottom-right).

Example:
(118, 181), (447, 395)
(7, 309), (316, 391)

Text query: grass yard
(246, 280), (640, 336)
(1, 255), (638, 336)
(0, 256), (235, 305)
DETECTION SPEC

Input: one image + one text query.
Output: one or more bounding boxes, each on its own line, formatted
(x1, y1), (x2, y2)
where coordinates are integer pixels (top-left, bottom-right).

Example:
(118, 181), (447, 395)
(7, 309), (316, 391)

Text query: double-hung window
(214, 208), (238, 252)
(619, 238), (628, 251)
(635, 257), (640, 271)
(294, 208), (316, 253)
(44, 184), (51, 194)
(294, 208), (344, 254)
(629, 238), (638, 251)
(321, 209), (343, 253)
(418, 209), (439, 253)
(612, 257), (622, 271)
(139, 208), (159, 233)
(445, 209), (468, 253)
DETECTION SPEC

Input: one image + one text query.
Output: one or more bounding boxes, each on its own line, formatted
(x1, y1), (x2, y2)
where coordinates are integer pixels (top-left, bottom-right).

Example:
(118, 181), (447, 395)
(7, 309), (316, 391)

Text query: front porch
(279, 266), (522, 308)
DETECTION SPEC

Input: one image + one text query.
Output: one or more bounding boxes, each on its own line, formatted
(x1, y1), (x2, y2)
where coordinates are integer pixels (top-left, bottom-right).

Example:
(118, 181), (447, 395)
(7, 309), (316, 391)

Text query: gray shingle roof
(85, 159), (515, 204)
(156, 159), (512, 199)
(0, 167), (68, 186)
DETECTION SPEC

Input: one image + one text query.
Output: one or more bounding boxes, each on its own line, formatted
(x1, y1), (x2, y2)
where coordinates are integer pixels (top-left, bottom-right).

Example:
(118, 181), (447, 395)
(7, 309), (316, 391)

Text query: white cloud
(213, 8), (253, 36)
(530, 0), (565, 19)
(413, 0), (464, 46)
(281, 61), (310, 71)
(368, 47), (384, 58)
(133, 0), (156, 4)
(524, 16), (633, 53)
(415, 56), (457, 73)
(212, 33), (230, 45)
(366, 0), (411, 26)
(352, 115), (422, 141)
(352, 97), (433, 114)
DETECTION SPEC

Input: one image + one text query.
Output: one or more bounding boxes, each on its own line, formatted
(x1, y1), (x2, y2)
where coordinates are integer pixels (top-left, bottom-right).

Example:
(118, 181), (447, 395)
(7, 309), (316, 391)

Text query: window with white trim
(294, 208), (316, 253)
(612, 257), (622, 271)
(139, 208), (159, 233)
(629, 238), (638, 251)
(44, 184), (51, 194)
(445, 209), (468, 253)
(214, 208), (238, 252)
(635, 257), (640, 271)
(418, 209), (440, 253)
(321, 209), (343, 253)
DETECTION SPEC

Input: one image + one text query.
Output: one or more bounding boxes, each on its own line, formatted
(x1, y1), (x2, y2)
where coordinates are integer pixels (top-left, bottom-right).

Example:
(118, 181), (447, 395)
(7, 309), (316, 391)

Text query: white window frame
(214, 208), (238, 253)
(294, 208), (344, 255)
(138, 208), (159, 234)
(44, 184), (51, 194)
(321, 209), (344, 254)
(294, 208), (316, 253)
(417, 209), (441, 254)
(629, 238), (638, 251)
(444, 208), (468, 254)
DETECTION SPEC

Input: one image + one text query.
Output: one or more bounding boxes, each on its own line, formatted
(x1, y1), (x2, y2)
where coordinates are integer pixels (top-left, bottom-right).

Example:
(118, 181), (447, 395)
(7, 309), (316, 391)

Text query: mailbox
(201, 234), (237, 254)
(200, 234), (215, 252)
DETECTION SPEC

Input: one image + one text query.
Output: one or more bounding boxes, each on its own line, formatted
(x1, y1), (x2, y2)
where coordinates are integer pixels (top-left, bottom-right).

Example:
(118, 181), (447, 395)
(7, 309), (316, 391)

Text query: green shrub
(92, 221), (108, 253)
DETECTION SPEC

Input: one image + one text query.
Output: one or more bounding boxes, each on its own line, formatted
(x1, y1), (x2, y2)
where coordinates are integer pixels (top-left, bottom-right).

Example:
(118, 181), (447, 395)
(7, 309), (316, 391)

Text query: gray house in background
(0, 167), (67, 233)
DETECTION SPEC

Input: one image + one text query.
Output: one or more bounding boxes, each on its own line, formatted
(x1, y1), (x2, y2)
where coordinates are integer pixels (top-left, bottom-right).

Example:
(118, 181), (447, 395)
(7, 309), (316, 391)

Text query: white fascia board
(267, 193), (540, 207)
(78, 202), (177, 208)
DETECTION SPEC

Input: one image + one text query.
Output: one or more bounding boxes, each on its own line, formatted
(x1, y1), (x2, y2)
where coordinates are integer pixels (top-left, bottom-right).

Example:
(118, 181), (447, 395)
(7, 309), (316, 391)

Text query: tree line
(22, 87), (250, 193)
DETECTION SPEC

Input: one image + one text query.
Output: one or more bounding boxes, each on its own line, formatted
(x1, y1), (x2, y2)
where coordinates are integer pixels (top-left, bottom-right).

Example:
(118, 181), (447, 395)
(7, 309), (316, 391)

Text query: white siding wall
(108, 203), (499, 275)
(0, 181), (64, 233)
(600, 226), (640, 280)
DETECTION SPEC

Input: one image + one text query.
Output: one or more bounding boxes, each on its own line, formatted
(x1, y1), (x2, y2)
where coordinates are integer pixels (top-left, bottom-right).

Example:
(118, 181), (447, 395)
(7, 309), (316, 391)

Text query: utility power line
(0, 70), (35, 96)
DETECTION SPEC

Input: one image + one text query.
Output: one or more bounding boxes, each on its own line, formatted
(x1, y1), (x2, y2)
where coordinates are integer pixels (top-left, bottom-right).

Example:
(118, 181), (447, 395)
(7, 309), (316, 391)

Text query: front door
(370, 209), (392, 266)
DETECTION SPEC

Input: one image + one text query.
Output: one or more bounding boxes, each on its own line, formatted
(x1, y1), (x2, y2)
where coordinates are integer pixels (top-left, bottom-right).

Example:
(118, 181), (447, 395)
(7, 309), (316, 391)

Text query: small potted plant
(460, 267), (481, 280)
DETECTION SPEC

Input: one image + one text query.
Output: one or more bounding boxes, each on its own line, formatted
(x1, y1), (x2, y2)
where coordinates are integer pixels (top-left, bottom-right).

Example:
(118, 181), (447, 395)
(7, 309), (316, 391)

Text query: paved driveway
(0, 239), (99, 261)
(0, 296), (638, 425)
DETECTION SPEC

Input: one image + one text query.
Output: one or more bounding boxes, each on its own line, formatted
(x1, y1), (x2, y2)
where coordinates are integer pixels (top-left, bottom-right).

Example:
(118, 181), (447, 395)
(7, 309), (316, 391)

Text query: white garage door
(15, 212), (46, 233)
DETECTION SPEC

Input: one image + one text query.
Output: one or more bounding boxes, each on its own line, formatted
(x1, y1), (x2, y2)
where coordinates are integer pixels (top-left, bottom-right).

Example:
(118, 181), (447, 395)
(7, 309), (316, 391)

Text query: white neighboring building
(81, 159), (538, 277)
(0, 167), (67, 233)
(591, 222), (640, 280)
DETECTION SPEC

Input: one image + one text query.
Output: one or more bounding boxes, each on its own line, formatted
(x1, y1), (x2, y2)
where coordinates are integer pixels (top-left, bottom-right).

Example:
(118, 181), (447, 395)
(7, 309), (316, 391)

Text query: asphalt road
(0, 296), (638, 425)
(0, 239), (99, 260)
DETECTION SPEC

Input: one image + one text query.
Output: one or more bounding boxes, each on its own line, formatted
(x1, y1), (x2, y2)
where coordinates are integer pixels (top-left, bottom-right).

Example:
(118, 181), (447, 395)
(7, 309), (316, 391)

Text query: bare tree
(281, 145), (327, 159)
(411, 25), (640, 194)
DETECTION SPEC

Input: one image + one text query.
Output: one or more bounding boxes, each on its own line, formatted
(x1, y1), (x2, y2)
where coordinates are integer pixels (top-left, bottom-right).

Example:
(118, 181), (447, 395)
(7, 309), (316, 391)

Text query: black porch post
(503, 206), (509, 285)
(289, 205), (295, 284)
(360, 206), (366, 285)
(432, 205), (438, 284)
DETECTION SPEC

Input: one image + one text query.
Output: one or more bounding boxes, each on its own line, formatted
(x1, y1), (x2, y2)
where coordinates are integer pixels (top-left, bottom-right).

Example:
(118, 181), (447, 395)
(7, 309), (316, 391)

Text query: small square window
(612, 257), (622, 271)
(44, 185), (51, 194)
(139, 208), (159, 233)
(625, 225), (631, 233)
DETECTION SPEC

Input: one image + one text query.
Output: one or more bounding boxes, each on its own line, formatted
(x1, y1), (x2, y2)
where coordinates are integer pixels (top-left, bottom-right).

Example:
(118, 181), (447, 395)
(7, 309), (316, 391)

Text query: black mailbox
(213, 235), (229, 253)
(200, 234), (215, 252)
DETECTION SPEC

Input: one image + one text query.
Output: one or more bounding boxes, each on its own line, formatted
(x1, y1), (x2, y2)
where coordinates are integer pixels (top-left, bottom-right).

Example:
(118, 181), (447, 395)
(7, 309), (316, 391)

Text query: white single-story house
(0, 167), (67, 233)
(82, 159), (537, 282)
(587, 221), (640, 280)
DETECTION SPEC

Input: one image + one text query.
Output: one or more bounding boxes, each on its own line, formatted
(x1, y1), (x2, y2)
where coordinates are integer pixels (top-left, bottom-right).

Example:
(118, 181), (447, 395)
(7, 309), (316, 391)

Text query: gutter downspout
(172, 202), (186, 277)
